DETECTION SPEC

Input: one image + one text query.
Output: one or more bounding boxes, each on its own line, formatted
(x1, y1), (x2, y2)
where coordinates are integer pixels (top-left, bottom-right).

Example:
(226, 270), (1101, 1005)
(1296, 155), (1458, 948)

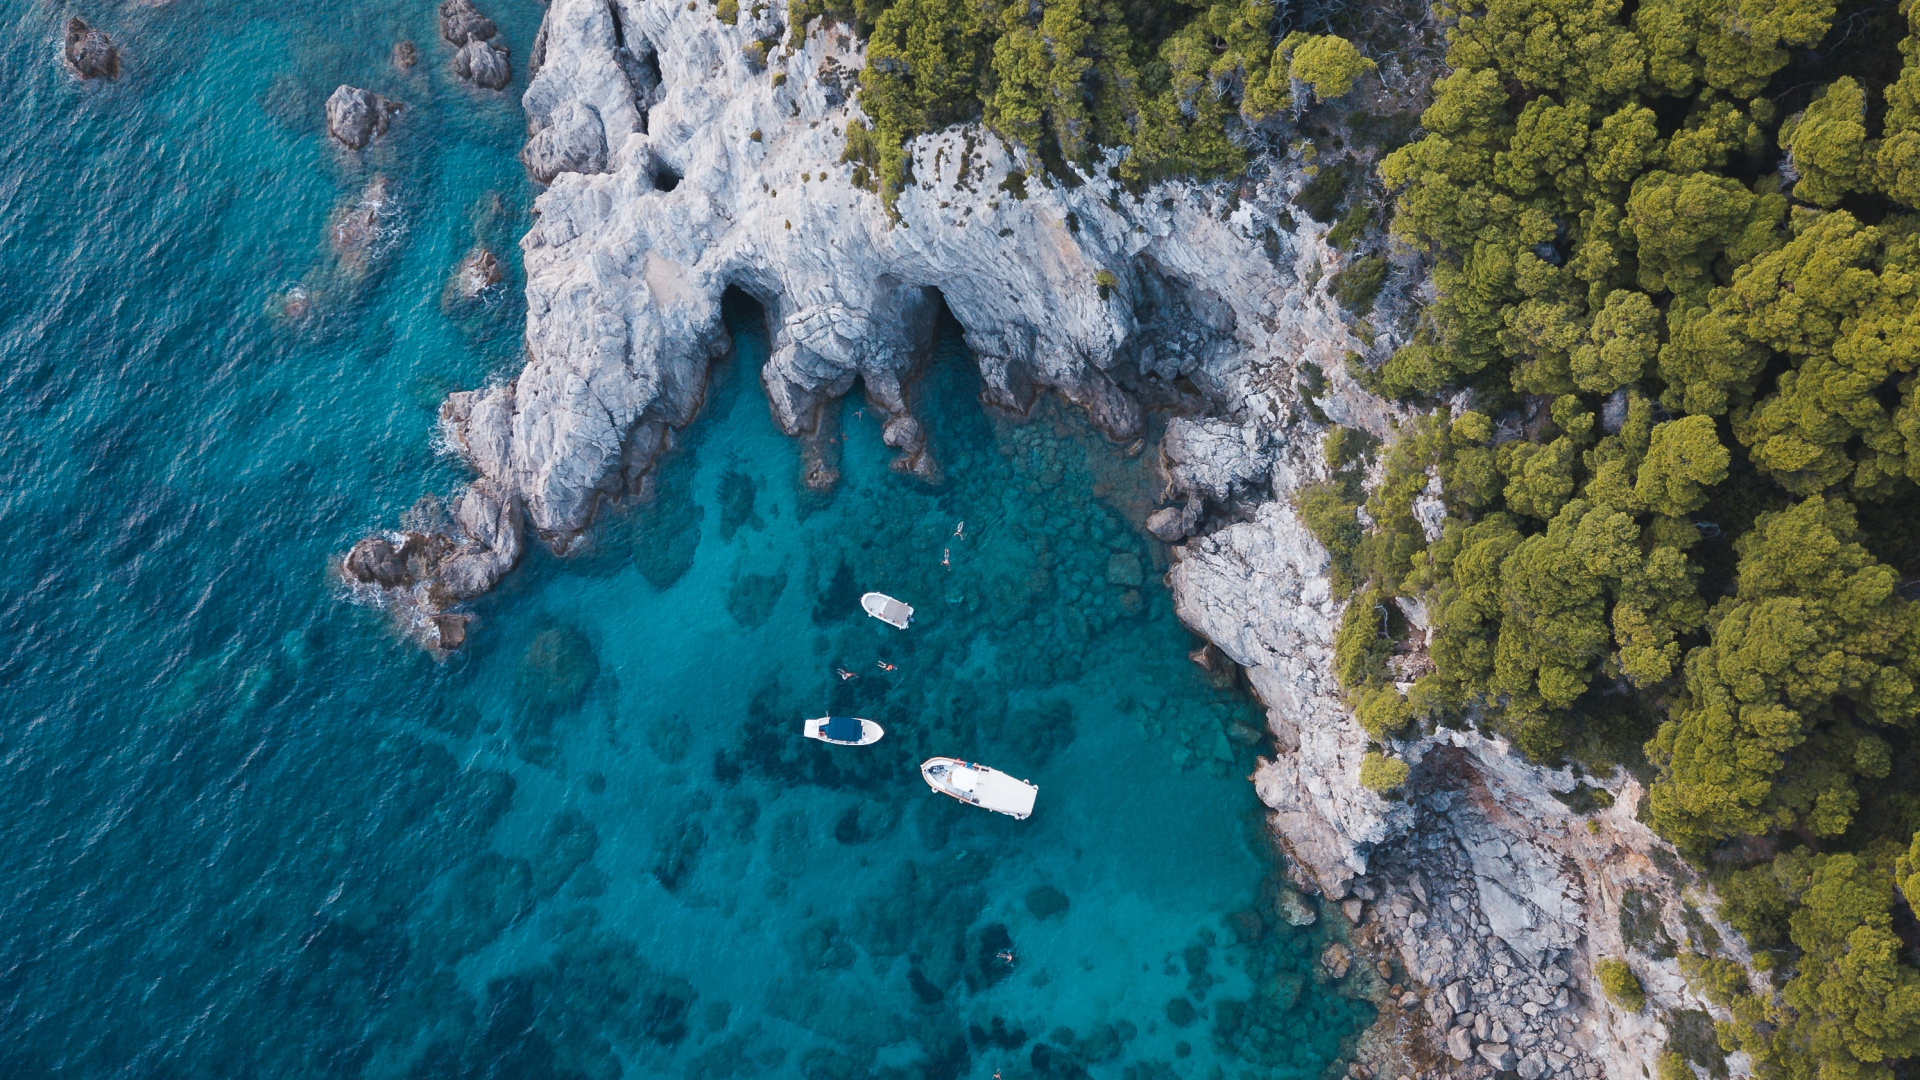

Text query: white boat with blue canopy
(919, 757), (1037, 819)
(804, 715), (885, 746)
(861, 591), (913, 629)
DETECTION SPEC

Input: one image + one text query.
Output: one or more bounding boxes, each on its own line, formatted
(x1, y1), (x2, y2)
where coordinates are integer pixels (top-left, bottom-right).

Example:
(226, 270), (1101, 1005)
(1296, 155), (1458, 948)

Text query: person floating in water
(836, 667), (857, 681)
(941, 547), (950, 569)
(876, 661), (896, 672)
(995, 949), (1015, 965)
(953, 520), (965, 539)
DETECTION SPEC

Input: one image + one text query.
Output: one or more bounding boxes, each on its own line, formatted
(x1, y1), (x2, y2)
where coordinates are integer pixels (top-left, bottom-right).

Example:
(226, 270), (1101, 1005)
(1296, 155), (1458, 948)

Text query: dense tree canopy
(1308, 0), (1920, 1072)
(804, 0), (1370, 201)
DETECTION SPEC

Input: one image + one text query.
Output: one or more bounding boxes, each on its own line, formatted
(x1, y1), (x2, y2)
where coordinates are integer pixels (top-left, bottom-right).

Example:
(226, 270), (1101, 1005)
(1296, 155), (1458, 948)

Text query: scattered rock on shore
(454, 40), (511, 89)
(64, 18), (119, 80)
(324, 85), (401, 149)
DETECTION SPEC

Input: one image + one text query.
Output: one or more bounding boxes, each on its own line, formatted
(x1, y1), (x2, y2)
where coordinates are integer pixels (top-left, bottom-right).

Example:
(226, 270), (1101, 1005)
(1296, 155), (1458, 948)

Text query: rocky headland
(340, 0), (1752, 1074)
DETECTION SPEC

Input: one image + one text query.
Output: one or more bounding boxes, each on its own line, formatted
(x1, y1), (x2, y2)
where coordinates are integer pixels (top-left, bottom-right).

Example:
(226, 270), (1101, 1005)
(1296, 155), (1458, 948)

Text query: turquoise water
(0, 0), (1373, 1076)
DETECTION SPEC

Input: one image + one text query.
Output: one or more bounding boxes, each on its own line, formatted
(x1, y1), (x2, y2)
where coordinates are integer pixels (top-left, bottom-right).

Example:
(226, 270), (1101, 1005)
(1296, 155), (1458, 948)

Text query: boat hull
(860, 591), (913, 629)
(804, 717), (885, 746)
(919, 757), (1037, 819)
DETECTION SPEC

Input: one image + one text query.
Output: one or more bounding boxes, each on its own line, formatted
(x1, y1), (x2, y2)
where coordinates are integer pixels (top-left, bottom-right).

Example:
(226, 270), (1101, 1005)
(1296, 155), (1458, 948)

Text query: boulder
(1145, 506), (1186, 542)
(455, 40), (511, 90)
(438, 0), (497, 46)
(521, 100), (608, 183)
(345, 536), (410, 587)
(432, 614), (469, 650)
(324, 85), (400, 149)
(1446, 1027), (1473, 1062)
(1321, 942), (1352, 979)
(393, 41), (419, 70)
(1477, 1043), (1516, 1071)
(64, 18), (119, 80)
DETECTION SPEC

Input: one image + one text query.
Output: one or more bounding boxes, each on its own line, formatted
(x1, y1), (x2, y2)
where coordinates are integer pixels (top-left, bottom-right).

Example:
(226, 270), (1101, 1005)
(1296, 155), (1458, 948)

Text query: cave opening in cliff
(718, 285), (767, 342)
(651, 157), (682, 192)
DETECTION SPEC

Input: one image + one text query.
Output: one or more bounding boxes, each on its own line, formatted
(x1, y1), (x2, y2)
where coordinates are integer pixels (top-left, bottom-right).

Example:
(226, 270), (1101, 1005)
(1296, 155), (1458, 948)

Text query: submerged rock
(327, 174), (399, 276)
(64, 18), (119, 80)
(324, 85), (401, 149)
(450, 244), (503, 299)
(454, 39), (511, 90)
(392, 40), (418, 70)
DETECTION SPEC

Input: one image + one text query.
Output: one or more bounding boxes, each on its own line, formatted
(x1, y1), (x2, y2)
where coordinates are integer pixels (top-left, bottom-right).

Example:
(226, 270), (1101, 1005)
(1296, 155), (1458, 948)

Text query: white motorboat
(804, 716), (885, 746)
(861, 591), (914, 629)
(919, 757), (1037, 819)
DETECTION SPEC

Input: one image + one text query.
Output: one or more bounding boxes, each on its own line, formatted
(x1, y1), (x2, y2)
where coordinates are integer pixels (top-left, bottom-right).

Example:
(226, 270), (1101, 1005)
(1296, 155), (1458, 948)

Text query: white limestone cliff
(337, 0), (1751, 1075)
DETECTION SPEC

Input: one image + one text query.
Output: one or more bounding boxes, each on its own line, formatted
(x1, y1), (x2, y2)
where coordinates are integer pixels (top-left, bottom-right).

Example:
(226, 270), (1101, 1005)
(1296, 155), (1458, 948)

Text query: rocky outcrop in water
(393, 40), (419, 70)
(338, 0), (1743, 1075)
(341, 483), (523, 651)
(64, 18), (119, 80)
(325, 85), (400, 149)
(439, 0), (498, 46)
(455, 40), (512, 89)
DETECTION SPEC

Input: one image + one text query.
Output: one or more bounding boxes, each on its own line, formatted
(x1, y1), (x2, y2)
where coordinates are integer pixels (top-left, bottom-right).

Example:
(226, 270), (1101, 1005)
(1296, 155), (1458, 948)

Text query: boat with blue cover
(804, 715), (885, 746)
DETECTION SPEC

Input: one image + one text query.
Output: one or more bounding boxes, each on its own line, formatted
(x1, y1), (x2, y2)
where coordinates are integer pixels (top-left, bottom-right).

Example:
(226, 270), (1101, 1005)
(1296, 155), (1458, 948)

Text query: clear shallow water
(0, 1), (1373, 1077)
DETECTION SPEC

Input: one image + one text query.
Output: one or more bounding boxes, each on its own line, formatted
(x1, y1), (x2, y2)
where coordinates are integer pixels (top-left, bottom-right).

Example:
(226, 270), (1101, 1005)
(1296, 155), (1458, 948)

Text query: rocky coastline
(340, 0), (1750, 1074)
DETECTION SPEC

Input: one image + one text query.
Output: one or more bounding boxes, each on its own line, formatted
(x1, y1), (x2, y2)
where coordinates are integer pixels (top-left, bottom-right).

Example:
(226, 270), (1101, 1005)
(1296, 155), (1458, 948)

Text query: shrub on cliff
(1358, 750), (1409, 792)
(1598, 958), (1645, 1012)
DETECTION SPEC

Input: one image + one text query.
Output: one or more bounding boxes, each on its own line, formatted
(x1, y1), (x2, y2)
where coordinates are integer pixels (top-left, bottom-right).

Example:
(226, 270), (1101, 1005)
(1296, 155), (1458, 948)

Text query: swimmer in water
(877, 661), (897, 672)
(953, 520), (965, 539)
(995, 949), (1015, 965)
(836, 668), (857, 681)
(941, 547), (950, 568)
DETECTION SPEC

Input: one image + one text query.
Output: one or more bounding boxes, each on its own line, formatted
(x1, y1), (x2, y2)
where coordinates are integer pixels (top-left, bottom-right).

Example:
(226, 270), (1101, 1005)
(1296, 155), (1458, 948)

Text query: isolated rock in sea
(455, 39), (511, 90)
(439, 0), (498, 46)
(325, 85), (400, 149)
(393, 40), (419, 70)
(64, 18), (119, 80)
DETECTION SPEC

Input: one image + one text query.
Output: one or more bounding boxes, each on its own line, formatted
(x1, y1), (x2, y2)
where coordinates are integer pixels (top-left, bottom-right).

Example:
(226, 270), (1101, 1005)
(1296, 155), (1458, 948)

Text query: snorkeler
(877, 661), (897, 672)
(953, 521), (965, 539)
(941, 548), (950, 568)
(836, 667), (857, 681)
(995, 949), (1015, 965)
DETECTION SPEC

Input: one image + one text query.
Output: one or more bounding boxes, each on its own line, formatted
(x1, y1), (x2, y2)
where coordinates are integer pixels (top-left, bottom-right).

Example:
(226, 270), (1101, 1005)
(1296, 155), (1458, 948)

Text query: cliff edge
(338, 0), (1747, 1076)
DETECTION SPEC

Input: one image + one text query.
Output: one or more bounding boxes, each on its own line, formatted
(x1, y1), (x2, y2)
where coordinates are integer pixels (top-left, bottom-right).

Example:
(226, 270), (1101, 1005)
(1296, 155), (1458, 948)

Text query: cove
(0, 0), (1373, 1073)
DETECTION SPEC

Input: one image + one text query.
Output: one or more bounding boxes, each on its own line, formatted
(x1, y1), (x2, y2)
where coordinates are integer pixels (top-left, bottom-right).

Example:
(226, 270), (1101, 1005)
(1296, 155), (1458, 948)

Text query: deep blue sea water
(0, 1), (1374, 1076)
